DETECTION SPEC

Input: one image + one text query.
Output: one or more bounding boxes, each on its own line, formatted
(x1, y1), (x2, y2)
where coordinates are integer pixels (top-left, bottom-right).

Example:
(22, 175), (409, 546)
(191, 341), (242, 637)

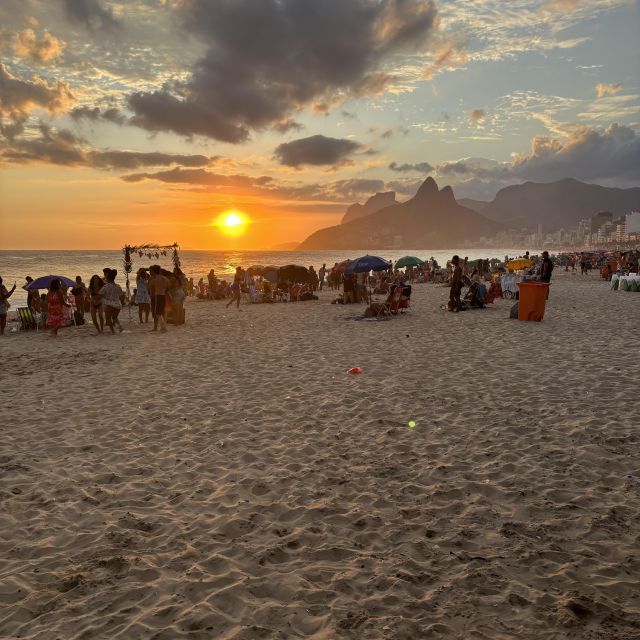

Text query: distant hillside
(341, 191), (397, 224)
(483, 178), (640, 229)
(458, 198), (489, 213)
(299, 177), (503, 250)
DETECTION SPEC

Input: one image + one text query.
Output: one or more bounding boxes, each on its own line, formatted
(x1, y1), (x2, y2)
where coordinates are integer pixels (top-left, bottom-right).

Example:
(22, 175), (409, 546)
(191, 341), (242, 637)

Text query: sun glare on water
(213, 210), (250, 237)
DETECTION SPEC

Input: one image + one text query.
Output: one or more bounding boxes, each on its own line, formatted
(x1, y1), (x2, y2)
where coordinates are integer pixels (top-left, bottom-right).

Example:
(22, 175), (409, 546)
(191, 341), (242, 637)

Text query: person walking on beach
(88, 275), (105, 333)
(135, 268), (151, 323)
(226, 266), (243, 309)
(99, 269), (124, 334)
(148, 265), (169, 332)
(0, 277), (17, 335)
(318, 264), (327, 291)
(46, 278), (71, 337)
(448, 255), (463, 312)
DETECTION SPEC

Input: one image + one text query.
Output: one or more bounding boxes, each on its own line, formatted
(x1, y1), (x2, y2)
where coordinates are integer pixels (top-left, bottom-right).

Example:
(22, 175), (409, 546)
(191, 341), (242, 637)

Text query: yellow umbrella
(506, 258), (532, 270)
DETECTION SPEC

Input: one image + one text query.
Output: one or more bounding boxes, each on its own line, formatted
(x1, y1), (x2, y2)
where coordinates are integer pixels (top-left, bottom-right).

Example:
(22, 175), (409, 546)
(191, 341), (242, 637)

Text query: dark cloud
(274, 134), (362, 167)
(330, 178), (385, 198)
(70, 105), (126, 125)
(513, 123), (640, 183)
(1, 123), (85, 165)
(128, 0), (437, 141)
(389, 161), (433, 173)
(0, 63), (73, 119)
(90, 151), (213, 170)
(64, 0), (120, 32)
(121, 168), (273, 189)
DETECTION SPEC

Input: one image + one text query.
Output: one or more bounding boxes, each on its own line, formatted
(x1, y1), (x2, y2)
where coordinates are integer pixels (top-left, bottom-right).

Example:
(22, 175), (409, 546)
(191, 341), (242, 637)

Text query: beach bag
(510, 302), (519, 319)
(630, 280), (639, 292)
(73, 310), (85, 325)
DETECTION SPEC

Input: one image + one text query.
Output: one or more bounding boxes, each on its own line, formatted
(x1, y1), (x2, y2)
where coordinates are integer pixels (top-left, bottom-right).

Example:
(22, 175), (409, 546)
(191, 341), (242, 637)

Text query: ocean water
(0, 248), (523, 308)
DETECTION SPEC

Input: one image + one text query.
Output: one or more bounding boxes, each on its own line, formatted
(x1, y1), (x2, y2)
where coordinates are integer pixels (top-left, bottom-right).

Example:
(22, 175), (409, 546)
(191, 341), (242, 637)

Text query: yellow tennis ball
(408, 421), (416, 428)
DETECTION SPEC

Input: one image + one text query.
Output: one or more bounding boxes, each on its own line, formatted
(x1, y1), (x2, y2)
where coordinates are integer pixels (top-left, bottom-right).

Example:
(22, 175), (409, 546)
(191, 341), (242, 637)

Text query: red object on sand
(348, 367), (363, 374)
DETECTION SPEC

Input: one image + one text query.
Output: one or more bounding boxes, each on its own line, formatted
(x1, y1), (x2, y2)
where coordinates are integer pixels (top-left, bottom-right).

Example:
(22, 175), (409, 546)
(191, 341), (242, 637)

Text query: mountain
(458, 198), (489, 213)
(341, 191), (397, 224)
(298, 177), (504, 250)
(482, 178), (640, 230)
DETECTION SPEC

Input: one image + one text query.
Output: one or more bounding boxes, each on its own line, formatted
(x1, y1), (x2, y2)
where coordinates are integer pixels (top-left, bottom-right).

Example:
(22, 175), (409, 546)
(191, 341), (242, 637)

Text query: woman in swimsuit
(88, 275), (105, 333)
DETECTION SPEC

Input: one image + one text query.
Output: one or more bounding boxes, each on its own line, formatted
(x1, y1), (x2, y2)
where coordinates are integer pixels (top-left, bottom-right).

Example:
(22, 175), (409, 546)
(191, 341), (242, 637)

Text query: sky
(0, 0), (639, 250)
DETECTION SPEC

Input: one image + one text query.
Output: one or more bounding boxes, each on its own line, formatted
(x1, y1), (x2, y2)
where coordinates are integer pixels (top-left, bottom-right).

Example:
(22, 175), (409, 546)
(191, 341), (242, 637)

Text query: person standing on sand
(319, 263), (327, 291)
(135, 268), (151, 323)
(25, 276), (40, 311)
(46, 278), (71, 337)
(72, 276), (88, 318)
(99, 269), (124, 334)
(226, 266), (243, 309)
(88, 275), (105, 333)
(538, 251), (554, 284)
(0, 277), (17, 335)
(448, 255), (462, 312)
(148, 265), (169, 332)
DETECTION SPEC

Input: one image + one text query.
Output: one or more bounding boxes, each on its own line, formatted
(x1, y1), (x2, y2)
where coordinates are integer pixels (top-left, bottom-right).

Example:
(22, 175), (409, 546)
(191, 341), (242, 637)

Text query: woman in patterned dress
(47, 278), (71, 337)
(135, 268), (151, 323)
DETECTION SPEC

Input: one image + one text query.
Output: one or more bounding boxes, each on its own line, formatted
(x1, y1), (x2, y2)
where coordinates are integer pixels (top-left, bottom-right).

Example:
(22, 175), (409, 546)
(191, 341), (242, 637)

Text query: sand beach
(1, 271), (639, 639)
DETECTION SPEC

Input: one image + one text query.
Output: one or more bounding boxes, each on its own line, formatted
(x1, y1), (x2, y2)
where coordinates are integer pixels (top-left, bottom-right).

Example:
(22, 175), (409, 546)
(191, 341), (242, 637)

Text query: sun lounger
(17, 307), (38, 331)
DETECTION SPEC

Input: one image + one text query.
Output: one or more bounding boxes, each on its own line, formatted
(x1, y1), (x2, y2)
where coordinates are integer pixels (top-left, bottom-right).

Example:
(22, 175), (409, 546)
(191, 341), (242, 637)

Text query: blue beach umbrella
(345, 255), (391, 274)
(24, 275), (76, 290)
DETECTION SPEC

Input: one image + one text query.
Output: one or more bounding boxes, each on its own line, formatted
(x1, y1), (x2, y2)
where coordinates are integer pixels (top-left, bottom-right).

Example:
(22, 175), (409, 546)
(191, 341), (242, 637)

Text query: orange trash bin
(517, 281), (550, 321)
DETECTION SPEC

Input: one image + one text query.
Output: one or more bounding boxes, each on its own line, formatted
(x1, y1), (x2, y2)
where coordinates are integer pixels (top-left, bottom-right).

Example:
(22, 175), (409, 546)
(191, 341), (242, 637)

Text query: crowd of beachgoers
(0, 248), (637, 337)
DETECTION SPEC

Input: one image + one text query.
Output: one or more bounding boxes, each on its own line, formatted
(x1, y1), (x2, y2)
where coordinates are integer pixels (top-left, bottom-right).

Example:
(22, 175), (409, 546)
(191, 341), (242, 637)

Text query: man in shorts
(148, 265), (169, 332)
(448, 255), (462, 312)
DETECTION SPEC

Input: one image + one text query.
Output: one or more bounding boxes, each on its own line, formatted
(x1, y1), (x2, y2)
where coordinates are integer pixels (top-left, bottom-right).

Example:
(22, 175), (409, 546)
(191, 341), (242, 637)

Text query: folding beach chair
(17, 307), (38, 331)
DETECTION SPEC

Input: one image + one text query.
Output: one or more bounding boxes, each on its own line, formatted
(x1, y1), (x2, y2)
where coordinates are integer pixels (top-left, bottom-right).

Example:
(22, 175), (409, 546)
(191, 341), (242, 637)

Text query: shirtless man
(148, 265), (169, 332)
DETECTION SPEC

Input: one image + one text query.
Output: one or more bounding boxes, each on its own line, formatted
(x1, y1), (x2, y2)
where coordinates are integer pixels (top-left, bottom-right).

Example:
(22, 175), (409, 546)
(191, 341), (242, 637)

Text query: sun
(213, 210), (250, 237)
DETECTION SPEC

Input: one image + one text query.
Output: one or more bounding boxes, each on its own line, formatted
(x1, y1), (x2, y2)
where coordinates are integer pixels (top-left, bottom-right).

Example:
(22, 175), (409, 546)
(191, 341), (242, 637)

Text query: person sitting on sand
(99, 269), (124, 334)
(148, 265), (169, 332)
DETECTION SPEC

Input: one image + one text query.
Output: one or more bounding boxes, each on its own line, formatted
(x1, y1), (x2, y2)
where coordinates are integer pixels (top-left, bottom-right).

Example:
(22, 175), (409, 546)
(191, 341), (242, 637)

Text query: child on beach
(99, 270), (124, 334)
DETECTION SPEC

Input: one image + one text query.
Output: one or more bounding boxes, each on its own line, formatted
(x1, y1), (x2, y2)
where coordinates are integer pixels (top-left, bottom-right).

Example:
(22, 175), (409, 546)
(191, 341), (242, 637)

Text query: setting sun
(213, 210), (250, 237)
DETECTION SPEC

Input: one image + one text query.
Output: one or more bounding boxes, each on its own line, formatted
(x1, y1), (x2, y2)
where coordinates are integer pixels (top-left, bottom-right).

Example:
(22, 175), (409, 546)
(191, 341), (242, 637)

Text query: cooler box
(517, 282), (550, 321)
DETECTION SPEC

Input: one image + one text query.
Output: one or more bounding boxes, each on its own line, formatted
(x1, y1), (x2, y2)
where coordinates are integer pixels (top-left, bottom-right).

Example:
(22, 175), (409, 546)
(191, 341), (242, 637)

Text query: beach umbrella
(24, 275), (76, 290)
(346, 255), (391, 274)
(395, 256), (424, 269)
(332, 259), (353, 273)
(506, 258), (532, 271)
(278, 264), (312, 284)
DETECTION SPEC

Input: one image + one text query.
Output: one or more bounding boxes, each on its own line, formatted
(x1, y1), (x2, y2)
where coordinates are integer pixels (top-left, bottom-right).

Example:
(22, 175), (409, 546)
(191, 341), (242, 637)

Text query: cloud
(63, 0), (120, 32)
(90, 151), (213, 170)
(274, 135), (362, 168)
(13, 28), (64, 64)
(389, 161), (433, 173)
(1, 123), (85, 165)
(0, 63), (73, 119)
(70, 105), (126, 125)
(422, 41), (468, 80)
(512, 123), (640, 183)
(595, 82), (622, 98)
(330, 178), (385, 198)
(128, 0), (437, 142)
(468, 108), (485, 125)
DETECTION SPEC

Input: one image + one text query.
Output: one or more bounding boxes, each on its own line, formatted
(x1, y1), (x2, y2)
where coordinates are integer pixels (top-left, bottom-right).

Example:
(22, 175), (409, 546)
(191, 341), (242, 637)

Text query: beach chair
(17, 307), (38, 331)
